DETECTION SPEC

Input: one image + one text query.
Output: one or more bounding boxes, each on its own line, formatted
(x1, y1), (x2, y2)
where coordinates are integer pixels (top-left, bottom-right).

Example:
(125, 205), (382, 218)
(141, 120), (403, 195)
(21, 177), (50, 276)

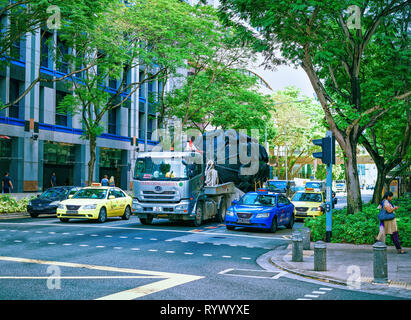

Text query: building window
(108, 107), (117, 135)
(9, 79), (22, 119)
(55, 91), (68, 126)
(56, 35), (69, 74)
(41, 30), (53, 68)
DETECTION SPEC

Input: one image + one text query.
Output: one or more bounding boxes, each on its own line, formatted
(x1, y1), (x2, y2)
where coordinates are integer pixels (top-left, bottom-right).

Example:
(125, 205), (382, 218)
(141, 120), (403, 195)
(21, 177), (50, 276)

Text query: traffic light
(312, 135), (335, 165)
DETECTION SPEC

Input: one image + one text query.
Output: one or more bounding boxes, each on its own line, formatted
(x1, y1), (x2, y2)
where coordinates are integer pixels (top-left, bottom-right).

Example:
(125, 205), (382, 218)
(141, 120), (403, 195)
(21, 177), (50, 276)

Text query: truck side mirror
(232, 200), (238, 205)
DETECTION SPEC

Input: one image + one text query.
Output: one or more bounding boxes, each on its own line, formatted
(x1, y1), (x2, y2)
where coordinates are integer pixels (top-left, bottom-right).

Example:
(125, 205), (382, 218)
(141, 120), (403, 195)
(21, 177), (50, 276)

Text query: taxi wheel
(97, 207), (107, 223)
(122, 206), (131, 220)
(269, 216), (278, 233)
(59, 218), (69, 223)
(286, 214), (295, 229)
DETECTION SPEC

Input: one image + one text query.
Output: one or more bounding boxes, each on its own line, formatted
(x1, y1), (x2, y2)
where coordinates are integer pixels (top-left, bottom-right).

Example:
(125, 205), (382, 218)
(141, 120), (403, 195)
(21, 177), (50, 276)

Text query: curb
(269, 247), (411, 291)
(0, 212), (30, 220)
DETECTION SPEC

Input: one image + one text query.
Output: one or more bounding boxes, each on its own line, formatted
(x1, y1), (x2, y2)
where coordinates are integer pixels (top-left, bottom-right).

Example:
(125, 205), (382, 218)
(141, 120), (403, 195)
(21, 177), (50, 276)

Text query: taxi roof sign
(91, 182), (102, 186)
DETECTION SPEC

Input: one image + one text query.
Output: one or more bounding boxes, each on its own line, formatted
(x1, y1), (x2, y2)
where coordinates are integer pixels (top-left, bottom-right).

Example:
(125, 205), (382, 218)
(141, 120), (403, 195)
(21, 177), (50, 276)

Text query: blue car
(225, 189), (295, 233)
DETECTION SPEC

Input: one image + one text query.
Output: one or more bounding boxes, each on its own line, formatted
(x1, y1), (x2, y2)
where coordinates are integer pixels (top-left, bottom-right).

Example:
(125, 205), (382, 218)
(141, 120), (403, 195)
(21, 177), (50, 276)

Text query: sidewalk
(267, 242), (411, 298)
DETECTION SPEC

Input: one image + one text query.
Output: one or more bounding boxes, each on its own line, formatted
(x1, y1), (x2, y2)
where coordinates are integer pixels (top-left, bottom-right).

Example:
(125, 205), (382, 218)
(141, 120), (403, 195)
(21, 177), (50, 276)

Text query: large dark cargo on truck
(199, 130), (269, 193)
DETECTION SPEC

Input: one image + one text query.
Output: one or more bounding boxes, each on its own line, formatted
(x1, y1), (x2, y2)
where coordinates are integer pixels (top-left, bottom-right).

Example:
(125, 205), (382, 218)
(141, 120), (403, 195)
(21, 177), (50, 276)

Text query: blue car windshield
(239, 194), (276, 206)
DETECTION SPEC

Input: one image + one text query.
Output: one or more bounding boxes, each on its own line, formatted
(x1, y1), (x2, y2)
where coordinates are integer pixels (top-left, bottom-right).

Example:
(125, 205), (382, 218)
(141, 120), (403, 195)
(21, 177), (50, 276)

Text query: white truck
(131, 151), (238, 226)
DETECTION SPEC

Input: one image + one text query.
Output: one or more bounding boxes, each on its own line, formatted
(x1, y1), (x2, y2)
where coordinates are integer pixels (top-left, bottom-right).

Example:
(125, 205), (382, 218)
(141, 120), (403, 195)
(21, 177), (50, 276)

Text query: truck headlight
(175, 204), (188, 211)
(256, 212), (270, 218)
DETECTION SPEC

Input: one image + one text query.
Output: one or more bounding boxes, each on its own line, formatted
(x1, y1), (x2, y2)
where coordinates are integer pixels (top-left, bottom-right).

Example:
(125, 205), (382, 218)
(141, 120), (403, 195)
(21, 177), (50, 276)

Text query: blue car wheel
(269, 216), (278, 233)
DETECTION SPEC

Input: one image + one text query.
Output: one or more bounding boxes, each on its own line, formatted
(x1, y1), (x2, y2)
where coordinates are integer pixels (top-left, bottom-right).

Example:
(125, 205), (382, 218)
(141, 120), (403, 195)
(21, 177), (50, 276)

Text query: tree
(219, 0), (411, 214)
(0, 0), (113, 111)
(61, 0), (222, 185)
(269, 86), (325, 180)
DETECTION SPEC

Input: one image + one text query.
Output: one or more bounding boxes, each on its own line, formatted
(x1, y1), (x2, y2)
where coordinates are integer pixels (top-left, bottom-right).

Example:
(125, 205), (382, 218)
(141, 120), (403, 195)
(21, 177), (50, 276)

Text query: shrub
(0, 195), (31, 214)
(304, 198), (411, 247)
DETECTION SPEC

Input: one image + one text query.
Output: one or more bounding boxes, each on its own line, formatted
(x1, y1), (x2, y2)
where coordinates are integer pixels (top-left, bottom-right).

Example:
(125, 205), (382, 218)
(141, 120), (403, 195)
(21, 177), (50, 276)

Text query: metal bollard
(292, 232), (303, 262)
(373, 241), (388, 284)
(314, 241), (327, 271)
(301, 228), (311, 250)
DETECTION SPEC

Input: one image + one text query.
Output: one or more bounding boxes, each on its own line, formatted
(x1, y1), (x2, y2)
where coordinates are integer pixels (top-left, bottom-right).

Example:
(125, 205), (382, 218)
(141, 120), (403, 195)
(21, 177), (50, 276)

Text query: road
(0, 209), (404, 305)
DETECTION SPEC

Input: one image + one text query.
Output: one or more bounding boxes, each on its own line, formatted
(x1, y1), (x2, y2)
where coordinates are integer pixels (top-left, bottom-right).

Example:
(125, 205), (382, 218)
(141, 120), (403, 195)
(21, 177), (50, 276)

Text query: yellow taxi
(291, 189), (326, 220)
(56, 184), (132, 223)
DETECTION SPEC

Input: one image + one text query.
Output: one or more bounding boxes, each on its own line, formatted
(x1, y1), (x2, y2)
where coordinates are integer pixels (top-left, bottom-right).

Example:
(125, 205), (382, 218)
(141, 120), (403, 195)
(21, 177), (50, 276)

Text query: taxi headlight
(57, 203), (65, 210)
(256, 212), (270, 218)
(82, 204), (97, 210)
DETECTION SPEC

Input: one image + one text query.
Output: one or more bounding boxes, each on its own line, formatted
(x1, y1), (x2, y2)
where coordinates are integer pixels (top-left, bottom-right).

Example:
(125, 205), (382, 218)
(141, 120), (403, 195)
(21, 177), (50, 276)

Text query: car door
(277, 195), (288, 225)
(115, 189), (127, 216)
(107, 189), (119, 216)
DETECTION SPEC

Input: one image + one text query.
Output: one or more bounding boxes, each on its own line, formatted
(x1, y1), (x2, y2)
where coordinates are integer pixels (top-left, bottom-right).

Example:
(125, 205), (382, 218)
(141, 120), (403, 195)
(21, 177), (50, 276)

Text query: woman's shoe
(397, 249), (407, 254)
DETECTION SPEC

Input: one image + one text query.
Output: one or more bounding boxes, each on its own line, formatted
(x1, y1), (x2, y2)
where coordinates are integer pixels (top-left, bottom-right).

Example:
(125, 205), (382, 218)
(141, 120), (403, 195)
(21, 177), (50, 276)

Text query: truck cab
(131, 151), (204, 224)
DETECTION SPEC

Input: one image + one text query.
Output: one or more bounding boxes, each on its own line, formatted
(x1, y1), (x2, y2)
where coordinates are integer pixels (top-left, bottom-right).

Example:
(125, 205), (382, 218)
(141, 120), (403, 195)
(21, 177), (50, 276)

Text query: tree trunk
(88, 136), (97, 186)
(372, 168), (385, 205)
(344, 140), (362, 214)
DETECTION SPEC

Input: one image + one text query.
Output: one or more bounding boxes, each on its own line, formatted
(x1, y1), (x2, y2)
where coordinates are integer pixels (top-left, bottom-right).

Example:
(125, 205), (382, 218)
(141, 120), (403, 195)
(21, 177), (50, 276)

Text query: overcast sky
(251, 53), (316, 98)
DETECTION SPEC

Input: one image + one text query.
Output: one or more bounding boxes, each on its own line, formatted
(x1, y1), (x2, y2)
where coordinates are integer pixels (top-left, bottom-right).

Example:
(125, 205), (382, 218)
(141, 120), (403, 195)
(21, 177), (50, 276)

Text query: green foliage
(304, 199), (411, 247)
(0, 195), (33, 214)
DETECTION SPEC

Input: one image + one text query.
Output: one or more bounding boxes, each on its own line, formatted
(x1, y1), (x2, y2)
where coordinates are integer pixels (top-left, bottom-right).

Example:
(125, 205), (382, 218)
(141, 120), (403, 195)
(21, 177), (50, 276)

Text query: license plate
(237, 218), (251, 224)
(153, 207), (162, 212)
(66, 210), (78, 214)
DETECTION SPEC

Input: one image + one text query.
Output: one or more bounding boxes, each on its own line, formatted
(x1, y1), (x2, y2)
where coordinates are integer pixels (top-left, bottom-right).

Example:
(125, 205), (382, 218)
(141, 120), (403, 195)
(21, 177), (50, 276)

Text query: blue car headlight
(255, 212), (270, 218)
(226, 208), (235, 217)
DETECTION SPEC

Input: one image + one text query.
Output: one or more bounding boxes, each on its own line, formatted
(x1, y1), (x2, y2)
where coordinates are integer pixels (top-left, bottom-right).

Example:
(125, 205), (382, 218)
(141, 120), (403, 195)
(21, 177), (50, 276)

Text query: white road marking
(79, 244), (88, 247)
(203, 254), (212, 257)
(319, 288), (333, 291)
(14, 240), (22, 243)
(63, 243), (72, 246)
(304, 294), (319, 298)
(184, 252), (194, 255)
(96, 246), (105, 248)
(312, 291), (327, 294)
(241, 257), (251, 260)
(166, 251), (175, 254)
(0, 256), (204, 300)
(148, 249), (158, 252)
(113, 247), (123, 250)
(47, 242), (56, 245)
(222, 256), (231, 259)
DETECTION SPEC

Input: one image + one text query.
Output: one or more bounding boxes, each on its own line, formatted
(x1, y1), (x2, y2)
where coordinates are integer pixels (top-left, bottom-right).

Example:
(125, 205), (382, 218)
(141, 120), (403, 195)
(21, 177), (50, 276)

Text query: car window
(278, 195), (290, 205)
(69, 188), (78, 196)
(109, 189), (116, 198)
(114, 189), (125, 198)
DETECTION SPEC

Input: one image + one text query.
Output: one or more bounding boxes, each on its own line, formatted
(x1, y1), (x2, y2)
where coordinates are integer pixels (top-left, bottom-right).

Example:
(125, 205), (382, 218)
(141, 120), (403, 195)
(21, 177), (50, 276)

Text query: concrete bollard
(292, 232), (303, 262)
(314, 241), (327, 271)
(373, 241), (388, 284)
(301, 228), (311, 250)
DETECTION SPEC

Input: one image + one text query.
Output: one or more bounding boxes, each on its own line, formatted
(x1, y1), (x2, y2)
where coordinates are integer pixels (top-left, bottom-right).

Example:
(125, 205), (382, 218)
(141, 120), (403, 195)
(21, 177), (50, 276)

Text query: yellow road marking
(0, 256), (204, 300)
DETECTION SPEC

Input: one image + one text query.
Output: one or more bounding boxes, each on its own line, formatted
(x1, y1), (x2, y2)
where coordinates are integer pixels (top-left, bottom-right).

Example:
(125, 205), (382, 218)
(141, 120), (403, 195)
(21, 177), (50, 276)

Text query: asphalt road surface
(0, 211), (404, 304)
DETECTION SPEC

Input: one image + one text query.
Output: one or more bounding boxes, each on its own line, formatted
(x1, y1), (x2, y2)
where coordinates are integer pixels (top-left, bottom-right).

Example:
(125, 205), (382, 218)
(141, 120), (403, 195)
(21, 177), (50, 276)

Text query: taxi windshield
(306, 182), (321, 189)
(72, 189), (107, 199)
(239, 194), (276, 206)
(292, 192), (322, 202)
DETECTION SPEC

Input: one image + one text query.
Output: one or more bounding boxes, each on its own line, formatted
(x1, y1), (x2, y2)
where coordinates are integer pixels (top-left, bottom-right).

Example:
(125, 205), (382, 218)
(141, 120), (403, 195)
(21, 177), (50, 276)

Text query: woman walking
(109, 176), (115, 187)
(376, 191), (406, 254)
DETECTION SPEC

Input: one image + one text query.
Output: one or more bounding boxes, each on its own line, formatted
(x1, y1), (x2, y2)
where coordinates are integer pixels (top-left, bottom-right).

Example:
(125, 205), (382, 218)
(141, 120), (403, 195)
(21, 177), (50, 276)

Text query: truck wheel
(216, 198), (227, 223)
(193, 203), (203, 227)
(140, 215), (153, 225)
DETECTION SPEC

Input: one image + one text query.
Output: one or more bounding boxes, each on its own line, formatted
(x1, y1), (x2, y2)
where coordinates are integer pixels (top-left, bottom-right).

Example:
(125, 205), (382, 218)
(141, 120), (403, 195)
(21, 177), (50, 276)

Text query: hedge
(304, 198), (411, 247)
(0, 195), (31, 214)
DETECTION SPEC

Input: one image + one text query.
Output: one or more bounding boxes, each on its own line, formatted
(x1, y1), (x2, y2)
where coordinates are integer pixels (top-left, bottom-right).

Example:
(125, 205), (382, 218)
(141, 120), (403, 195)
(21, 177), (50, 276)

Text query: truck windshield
(267, 181), (287, 191)
(134, 157), (188, 180)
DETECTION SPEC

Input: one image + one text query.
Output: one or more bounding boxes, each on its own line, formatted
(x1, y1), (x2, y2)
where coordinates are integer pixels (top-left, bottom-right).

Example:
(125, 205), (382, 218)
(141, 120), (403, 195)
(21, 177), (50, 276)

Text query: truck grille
(141, 190), (177, 202)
